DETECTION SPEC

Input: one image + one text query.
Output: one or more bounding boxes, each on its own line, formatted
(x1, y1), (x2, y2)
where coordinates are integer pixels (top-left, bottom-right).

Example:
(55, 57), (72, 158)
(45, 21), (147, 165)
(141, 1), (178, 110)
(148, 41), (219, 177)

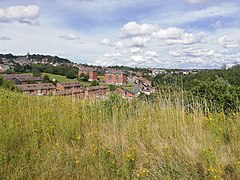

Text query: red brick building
(3, 74), (42, 84)
(84, 86), (109, 98)
(78, 68), (98, 81)
(56, 89), (85, 98)
(17, 83), (56, 96)
(105, 71), (127, 85)
(56, 82), (82, 92)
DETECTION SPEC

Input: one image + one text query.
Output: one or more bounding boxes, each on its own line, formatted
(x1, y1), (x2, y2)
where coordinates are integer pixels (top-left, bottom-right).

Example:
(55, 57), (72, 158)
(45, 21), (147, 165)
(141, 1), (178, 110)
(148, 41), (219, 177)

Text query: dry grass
(0, 89), (240, 179)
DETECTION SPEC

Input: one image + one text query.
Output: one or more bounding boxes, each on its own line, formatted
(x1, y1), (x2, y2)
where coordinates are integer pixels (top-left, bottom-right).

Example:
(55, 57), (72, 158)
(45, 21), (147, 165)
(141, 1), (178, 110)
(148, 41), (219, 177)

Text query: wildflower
(76, 135), (81, 140)
(76, 160), (80, 164)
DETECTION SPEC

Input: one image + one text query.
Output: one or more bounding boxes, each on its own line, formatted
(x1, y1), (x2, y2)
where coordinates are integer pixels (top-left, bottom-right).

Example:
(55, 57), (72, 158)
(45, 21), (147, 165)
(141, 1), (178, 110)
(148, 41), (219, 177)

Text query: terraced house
(17, 83), (56, 96)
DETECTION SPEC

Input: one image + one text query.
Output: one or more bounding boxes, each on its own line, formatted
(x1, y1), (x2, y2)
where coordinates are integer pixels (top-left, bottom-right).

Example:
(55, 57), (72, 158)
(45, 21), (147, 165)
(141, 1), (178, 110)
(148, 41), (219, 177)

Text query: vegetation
(42, 73), (77, 83)
(1, 90), (240, 179)
(152, 65), (240, 113)
(91, 80), (99, 86)
(0, 75), (19, 92)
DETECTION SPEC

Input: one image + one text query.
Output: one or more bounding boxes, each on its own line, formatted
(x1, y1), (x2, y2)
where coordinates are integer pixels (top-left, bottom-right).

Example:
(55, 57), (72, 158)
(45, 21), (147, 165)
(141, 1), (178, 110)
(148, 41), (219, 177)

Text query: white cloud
(169, 47), (240, 67)
(114, 41), (124, 49)
(218, 36), (240, 48)
(145, 51), (158, 58)
(152, 27), (183, 39)
(0, 36), (11, 40)
(120, 21), (158, 38)
(130, 47), (141, 54)
(59, 33), (81, 40)
(104, 52), (122, 58)
(131, 55), (144, 63)
(165, 32), (205, 45)
(178, 5), (239, 24)
(0, 5), (40, 25)
(131, 36), (151, 47)
(131, 50), (159, 65)
(100, 38), (111, 45)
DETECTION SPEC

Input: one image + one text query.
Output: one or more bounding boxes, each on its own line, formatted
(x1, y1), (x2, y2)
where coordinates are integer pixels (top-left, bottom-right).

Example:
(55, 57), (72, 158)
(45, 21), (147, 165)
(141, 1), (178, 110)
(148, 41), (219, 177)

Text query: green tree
(109, 84), (116, 91)
(42, 75), (52, 83)
(65, 69), (76, 79)
(32, 68), (42, 77)
(91, 80), (99, 86)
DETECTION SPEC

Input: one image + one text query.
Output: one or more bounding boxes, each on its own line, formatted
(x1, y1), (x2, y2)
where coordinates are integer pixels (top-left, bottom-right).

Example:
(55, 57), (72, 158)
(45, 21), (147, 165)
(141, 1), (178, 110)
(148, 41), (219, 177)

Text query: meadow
(0, 89), (240, 179)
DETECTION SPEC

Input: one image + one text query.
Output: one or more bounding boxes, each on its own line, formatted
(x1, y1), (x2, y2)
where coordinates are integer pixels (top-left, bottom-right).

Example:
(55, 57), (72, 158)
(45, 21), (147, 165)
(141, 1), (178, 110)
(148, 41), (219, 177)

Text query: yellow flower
(76, 160), (80, 164)
(76, 135), (81, 140)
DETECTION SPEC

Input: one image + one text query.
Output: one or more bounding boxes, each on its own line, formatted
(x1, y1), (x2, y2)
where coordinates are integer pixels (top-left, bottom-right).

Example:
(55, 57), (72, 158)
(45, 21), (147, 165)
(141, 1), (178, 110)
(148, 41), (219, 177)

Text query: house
(84, 86), (109, 97)
(0, 64), (10, 73)
(56, 82), (82, 92)
(17, 83), (56, 96)
(104, 71), (127, 85)
(56, 89), (85, 98)
(3, 74), (42, 84)
(114, 88), (135, 99)
(78, 67), (98, 81)
(14, 53), (32, 65)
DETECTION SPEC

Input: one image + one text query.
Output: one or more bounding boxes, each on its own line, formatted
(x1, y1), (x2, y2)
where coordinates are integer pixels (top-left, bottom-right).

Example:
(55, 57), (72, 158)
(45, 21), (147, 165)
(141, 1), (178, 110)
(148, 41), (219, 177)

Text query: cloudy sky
(0, 0), (240, 68)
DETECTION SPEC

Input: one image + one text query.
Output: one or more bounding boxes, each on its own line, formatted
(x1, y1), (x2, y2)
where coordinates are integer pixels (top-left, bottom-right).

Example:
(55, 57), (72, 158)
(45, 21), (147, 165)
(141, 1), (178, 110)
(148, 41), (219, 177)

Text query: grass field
(0, 89), (240, 179)
(42, 73), (78, 82)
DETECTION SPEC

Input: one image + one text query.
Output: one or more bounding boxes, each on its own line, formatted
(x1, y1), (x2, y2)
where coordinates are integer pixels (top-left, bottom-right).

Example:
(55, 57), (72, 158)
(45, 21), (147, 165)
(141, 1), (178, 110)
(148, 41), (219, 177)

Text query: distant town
(0, 53), (202, 99)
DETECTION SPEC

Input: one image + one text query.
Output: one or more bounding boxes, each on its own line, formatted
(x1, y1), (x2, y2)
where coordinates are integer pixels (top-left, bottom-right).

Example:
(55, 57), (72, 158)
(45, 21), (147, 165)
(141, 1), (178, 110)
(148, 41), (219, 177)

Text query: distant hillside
(0, 53), (72, 64)
(30, 54), (72, 63)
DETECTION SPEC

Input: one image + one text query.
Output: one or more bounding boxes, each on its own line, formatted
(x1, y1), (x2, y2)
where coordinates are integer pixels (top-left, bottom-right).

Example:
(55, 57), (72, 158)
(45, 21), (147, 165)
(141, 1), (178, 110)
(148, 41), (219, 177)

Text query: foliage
(65, 69), (76, 79)
(79, 73), (89, 82)
(32, 68), (42, 77)
(109, 84), (116, 91)
(91, 80), (99, 86)
(42, 75), (52, 83)
(1, 93), (240, 179)
(152, 65), (240, 113)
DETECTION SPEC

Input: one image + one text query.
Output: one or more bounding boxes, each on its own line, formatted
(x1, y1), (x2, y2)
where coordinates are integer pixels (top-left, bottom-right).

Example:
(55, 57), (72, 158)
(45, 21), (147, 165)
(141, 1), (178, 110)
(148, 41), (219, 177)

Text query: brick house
(56, 89), (85, 98)
(56, 82), (82, 92)
(3, 74), (42, 84)
(105, 71), (127, 85)
(78, 67), (98, 81)
(84, 86), (109, 97)
(17, 83), (56, 95)
(114, 88), (135, 99)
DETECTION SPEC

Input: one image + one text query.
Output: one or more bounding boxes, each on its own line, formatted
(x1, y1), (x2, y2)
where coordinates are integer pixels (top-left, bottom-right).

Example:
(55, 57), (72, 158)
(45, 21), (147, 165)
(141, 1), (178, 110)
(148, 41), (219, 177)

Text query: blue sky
(0, 0), (240, 68)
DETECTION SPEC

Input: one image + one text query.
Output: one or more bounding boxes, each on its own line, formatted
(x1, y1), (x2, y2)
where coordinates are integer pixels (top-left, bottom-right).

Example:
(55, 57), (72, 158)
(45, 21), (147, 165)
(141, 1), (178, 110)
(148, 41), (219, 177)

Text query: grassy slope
(42, 73), (77, 82)
(0, 91), (240, 179)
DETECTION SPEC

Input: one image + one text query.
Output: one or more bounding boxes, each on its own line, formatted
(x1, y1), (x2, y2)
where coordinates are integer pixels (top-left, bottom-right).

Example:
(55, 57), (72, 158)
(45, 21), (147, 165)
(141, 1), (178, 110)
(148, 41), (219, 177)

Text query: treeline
(152, 65), (240, 113)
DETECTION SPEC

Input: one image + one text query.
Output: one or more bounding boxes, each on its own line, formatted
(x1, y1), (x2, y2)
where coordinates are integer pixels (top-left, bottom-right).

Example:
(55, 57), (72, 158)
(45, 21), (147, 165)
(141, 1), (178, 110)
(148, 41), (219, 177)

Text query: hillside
(0, 91), (240, 179)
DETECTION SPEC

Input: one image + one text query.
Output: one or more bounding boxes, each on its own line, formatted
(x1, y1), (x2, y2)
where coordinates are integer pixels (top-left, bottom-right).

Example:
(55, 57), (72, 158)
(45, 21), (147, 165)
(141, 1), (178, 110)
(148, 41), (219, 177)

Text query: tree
(0, 75), (3, 86)
(42, 75), (52, 83)
(32, 68), (41, 77)
(91, 80), (99, 86)
(79, 73), (89, 82)
(109, 84), (116, 91)
(65, 69), (76, 79)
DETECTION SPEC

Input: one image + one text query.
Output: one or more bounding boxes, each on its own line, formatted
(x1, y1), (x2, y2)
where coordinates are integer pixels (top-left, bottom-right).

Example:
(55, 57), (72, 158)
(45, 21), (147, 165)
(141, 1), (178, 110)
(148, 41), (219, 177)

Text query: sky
(0, 0), (240, 69)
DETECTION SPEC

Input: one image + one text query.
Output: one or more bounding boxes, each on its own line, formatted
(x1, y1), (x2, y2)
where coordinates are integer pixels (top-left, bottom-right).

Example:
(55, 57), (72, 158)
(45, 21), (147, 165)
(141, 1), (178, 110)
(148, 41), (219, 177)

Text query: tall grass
(0, 89), (240, 179)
